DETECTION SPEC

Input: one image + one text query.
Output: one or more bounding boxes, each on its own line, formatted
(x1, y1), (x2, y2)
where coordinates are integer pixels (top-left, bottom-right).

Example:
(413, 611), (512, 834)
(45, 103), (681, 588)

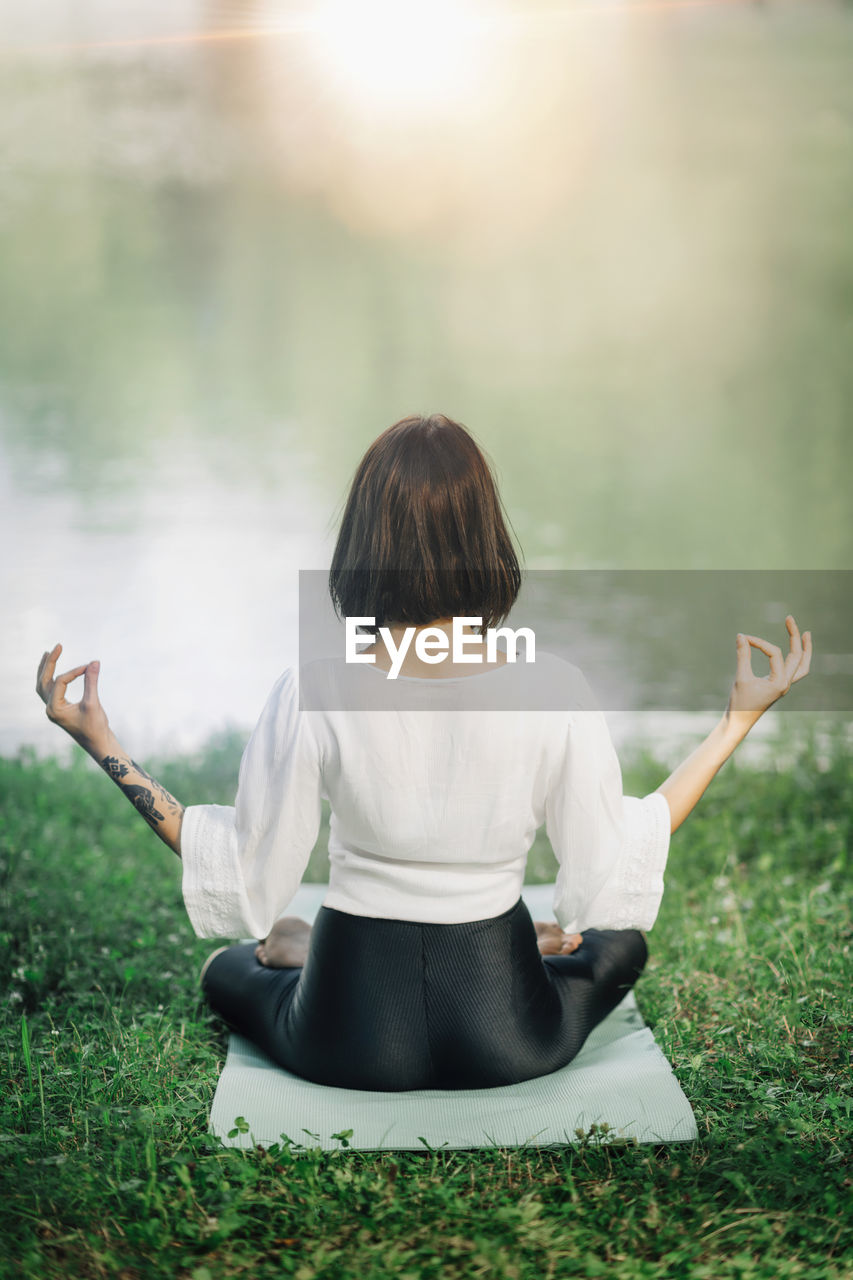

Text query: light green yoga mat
(209, 884), (697, 1151)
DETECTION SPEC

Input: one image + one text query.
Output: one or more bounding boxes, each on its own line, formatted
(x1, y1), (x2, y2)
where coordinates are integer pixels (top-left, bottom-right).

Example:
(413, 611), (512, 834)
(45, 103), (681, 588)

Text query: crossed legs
(201, 914), (585, 981)
(198, 904), (648, 1089)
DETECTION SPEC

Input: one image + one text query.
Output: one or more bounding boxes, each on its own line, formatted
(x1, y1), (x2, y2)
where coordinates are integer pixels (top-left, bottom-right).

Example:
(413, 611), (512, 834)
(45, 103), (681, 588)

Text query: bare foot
(534, 921), (583, 956)
(255, 917), (312, 968)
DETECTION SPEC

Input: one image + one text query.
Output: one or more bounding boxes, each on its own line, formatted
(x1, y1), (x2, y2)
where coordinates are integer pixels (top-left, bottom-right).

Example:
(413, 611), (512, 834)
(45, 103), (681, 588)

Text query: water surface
(3, 0), (851, 759)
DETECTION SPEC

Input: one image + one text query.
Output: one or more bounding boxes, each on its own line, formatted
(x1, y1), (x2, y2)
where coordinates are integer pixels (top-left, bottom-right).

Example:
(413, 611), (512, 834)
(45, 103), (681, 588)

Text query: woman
(35, 414), (812, 1092)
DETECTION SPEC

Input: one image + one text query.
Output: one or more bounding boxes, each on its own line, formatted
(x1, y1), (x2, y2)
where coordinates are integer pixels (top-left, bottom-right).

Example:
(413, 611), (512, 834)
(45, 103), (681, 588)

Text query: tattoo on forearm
(122, 784), (165, 829)
(100, 755), (185, 831)
(130, 761), (185, 820)
(102, 756), (130, 782)
(130, 759), (162, 788)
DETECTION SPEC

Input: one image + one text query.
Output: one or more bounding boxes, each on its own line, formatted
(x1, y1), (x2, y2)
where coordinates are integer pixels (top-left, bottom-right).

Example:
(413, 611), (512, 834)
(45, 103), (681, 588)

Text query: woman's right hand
(725, 615), (813, 733)
(36, 643), (112, 753)
(534, 921), (583, 955)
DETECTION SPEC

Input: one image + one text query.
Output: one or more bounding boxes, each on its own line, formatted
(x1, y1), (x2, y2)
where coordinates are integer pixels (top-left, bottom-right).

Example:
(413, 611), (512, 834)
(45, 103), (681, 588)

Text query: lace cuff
(556, 791), (672, 934)
(180, 804), (260, 940)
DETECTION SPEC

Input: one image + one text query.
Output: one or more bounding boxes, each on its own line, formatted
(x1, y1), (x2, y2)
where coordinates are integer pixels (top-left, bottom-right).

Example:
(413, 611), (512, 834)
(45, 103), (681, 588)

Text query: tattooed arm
(36, 644), (184, 857)
(97, 750), (184, 854)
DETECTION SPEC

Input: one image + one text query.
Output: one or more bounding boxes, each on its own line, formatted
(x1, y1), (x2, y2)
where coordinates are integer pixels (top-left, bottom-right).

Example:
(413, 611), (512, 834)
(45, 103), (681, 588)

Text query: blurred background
(2, 0), (851, 759)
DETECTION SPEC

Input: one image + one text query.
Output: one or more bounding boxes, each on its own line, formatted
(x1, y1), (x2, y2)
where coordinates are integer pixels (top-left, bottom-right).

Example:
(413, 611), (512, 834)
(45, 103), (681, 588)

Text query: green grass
(1, 724), (851, 1279)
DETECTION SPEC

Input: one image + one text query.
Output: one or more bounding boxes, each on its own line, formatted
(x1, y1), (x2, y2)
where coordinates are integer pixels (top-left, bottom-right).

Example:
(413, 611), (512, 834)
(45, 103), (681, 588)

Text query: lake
(3, 0), (851, 763)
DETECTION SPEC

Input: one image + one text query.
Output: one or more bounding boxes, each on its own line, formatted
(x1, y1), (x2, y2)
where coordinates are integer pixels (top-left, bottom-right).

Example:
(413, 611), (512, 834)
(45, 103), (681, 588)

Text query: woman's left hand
(36, 643), (112, 753)
(725, 615), (812, 731)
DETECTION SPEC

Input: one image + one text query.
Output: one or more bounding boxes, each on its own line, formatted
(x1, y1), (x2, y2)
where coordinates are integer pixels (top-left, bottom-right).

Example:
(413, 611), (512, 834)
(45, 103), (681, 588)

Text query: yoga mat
(208, 884), (697, 1151)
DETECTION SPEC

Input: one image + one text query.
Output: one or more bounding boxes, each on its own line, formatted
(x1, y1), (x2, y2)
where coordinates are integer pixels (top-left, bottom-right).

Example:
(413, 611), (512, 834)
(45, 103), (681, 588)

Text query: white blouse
(180, 653), (671, 940)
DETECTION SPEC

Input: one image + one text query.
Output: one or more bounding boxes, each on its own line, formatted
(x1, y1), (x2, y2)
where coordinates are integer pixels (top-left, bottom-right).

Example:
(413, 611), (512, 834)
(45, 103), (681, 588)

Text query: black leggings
(201, 897), (648, 1091)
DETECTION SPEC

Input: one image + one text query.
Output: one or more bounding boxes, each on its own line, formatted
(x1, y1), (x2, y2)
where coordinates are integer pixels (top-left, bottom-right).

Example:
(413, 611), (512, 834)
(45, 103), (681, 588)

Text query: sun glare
(308, 0), (491, 116)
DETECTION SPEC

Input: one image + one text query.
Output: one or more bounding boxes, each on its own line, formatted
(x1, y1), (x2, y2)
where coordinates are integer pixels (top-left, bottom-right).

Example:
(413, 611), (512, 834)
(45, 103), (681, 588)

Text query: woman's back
(306, 651), (607, 923)
(180, 646), (671, 944)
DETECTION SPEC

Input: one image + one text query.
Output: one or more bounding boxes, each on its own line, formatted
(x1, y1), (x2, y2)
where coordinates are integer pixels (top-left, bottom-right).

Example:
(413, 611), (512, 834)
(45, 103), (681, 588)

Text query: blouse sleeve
(179, 668), (323, 939)
(544, 707), (672, 935)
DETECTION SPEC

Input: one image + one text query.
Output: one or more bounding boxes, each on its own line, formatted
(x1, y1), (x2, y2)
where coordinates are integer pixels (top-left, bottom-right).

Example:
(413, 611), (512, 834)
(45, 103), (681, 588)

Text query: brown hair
(328, 414), (522, 632)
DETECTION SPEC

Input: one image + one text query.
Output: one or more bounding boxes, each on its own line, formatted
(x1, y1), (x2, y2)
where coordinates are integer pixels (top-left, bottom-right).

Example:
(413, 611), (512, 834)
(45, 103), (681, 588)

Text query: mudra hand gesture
(35, 643), (184, 854)
(36, 643), (111, 752)
(535, 613), (813, 955)
(726, 615), (812, 732)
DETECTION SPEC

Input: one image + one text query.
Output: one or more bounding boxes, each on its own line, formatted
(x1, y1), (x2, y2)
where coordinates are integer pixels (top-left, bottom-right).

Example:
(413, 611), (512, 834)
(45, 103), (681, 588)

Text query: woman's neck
(360, 618), (510, 680)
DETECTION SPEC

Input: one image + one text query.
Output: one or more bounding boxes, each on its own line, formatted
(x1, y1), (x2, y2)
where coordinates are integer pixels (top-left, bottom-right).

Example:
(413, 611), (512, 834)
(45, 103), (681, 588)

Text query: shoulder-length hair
(328, 414), (522, 633)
